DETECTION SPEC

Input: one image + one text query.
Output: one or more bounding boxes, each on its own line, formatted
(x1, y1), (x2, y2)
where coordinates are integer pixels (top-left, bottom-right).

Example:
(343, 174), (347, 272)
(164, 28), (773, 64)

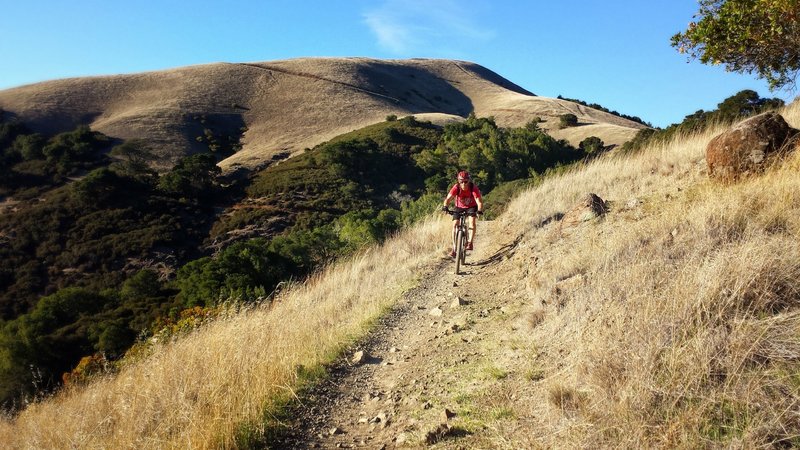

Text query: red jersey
(449, 183), (482, 209)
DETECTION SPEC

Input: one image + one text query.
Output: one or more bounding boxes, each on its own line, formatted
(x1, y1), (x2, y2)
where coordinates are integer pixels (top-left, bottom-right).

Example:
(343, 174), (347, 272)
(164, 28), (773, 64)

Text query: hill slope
(0, 58), (646, 171)
(1, 103), (797, 448)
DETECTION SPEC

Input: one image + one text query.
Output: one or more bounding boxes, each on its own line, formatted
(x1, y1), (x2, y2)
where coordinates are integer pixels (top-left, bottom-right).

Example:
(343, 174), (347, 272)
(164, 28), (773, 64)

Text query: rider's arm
(473, 187), (483, 213)
(443, 193), (454, 208)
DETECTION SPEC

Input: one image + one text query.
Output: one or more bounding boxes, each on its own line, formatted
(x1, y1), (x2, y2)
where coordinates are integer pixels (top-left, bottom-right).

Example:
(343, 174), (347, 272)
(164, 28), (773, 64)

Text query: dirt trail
(274, 220), (529, 449)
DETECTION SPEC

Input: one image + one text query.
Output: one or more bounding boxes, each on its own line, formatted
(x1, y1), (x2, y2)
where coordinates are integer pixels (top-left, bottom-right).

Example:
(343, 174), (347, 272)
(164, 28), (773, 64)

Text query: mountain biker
(441, 170), (483, 258)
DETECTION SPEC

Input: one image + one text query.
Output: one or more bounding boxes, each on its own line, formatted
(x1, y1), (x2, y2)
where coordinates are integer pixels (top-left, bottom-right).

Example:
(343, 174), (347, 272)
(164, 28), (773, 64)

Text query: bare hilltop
(0, 57), (646, 171)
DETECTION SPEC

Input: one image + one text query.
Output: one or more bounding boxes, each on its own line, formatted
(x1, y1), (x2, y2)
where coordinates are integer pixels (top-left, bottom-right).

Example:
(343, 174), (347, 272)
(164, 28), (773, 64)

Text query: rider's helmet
(457, 171), (470, 182)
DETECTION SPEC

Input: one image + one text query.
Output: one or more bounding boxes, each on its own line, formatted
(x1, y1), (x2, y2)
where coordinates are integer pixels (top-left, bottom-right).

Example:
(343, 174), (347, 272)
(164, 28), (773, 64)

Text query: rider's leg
(452, 219), (458, 250)
(468, 215), (476, 244)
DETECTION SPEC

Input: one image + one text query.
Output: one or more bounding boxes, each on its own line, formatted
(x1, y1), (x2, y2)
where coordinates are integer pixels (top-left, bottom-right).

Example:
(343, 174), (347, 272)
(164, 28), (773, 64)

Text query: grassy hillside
(1, 99), (796, 448)
(492, 102), (800, 447)
(0, 111), (586, 409)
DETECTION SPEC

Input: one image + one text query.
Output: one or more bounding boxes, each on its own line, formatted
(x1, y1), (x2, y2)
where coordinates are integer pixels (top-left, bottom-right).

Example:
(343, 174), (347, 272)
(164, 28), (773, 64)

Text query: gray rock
(441, 408), (456, 422)
(351, 350), (368, 365)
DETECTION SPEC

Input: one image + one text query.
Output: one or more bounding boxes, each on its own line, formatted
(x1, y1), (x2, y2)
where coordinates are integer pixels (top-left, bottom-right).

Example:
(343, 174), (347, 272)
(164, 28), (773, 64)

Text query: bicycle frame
(446, 209), (475, 274)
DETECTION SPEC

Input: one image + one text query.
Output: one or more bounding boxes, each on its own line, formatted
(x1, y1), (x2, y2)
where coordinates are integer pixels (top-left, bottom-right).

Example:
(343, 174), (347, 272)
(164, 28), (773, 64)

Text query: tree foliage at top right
(672, 0), (800, 90)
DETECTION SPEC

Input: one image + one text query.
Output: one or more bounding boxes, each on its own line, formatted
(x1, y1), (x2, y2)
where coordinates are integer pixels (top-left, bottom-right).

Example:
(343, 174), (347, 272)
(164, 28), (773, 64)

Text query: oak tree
(672, 0), (800, 90)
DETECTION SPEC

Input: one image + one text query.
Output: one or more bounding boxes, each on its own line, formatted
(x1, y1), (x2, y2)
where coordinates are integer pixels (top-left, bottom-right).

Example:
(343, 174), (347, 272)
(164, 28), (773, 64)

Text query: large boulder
(706, 112), (798, 180)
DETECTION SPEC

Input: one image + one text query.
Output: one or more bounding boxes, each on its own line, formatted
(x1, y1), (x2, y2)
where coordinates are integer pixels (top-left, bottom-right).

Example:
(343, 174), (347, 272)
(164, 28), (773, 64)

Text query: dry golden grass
(0, 217), (450, 449)
(496, 101), (800, 448)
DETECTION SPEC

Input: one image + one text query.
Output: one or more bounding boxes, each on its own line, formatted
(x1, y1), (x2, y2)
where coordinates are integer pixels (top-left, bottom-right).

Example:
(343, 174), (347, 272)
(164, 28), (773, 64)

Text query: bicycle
(444, 208), (477, 275)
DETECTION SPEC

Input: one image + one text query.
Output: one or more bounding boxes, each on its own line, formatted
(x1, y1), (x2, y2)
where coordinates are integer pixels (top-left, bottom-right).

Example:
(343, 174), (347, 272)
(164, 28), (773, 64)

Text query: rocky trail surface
(274, 220), (533, 449)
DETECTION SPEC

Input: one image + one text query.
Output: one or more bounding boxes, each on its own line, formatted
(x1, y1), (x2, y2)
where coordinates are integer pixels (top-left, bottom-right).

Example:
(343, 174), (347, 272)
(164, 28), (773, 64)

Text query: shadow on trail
(537, 212), (564, 227)
(470, 233), (523, 267)
(470, 212), (562, 268)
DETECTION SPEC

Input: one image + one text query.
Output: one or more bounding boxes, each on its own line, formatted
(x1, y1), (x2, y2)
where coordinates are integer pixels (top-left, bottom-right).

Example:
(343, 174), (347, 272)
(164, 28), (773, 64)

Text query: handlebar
(442, 208), (482, 217)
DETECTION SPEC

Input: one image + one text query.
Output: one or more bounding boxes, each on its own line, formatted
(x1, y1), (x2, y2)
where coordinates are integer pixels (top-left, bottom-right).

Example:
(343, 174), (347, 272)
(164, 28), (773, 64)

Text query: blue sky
(1, 0), (795, 128)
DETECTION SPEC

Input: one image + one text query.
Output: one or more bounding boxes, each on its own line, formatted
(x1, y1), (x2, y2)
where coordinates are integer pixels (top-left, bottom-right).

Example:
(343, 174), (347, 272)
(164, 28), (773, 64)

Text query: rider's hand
(441, 205), (448, 212)
(477, 210), (484, 216)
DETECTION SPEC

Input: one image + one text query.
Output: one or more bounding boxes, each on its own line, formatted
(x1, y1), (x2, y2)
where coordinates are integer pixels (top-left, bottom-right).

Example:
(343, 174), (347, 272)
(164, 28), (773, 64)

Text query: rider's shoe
(466, 242), (473, 251)
(449, 250), (456, 258)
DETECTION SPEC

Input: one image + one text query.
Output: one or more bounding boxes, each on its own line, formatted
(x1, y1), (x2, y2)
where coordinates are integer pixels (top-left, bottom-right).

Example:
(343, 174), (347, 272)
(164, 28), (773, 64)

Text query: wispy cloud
(363, 0), (494, 55)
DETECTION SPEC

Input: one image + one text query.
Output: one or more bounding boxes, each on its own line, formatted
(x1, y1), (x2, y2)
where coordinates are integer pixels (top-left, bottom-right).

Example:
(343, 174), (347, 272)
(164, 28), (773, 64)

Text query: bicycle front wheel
(460, 227), (467, 266)
(454, 228), (464, 274)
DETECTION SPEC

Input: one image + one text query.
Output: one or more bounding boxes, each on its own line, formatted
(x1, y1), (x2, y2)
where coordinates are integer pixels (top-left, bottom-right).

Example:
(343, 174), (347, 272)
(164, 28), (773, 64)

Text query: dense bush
(0, 288), (112, 406)
(0, 142), (234, 406)
(158, 153), (221, 198)
(400, 193), (443, 226)
(0, 123), (112, 196)
(579, 136), (605, 155)
(175, 239), (293, 307)
(558, 113), (578, 129)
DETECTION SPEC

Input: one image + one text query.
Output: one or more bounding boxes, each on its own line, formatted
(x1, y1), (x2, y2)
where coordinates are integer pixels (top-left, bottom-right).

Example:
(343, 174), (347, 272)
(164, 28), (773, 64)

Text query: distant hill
(0, 58), (647, 172)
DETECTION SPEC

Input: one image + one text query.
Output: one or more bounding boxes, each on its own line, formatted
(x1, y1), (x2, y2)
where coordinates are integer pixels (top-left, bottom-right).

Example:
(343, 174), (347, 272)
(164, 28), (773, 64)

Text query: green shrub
(0, 287), (113, 405)
(175, 239), (293, 307)
(400, 193), (442, 226)
(158, 153), (221, 198)
(42, 126), (110, 175)
(13, 133), (45, 160)
(620, 128), (657, 153)
(120, 269), (162, 300)
(579, 136), (604, 155)
(558, 113), (578, 128)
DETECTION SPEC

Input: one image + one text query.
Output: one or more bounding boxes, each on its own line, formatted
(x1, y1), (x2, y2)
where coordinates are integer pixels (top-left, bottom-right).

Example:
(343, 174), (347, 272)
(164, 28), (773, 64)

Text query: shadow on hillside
(180, 112), (246, 157)
(355, 62), (474, 117)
